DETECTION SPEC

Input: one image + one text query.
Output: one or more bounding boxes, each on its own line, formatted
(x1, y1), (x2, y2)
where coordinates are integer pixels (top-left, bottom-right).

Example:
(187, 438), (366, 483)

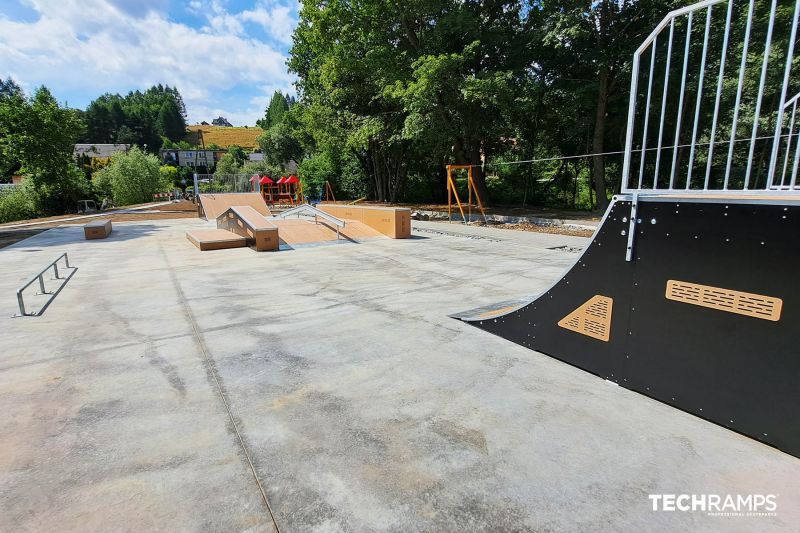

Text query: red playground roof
(259, 175), (274, 184)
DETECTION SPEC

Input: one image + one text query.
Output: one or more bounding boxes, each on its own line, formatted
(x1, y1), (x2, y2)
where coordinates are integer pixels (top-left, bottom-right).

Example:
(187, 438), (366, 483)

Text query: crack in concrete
(156, 239), (281, 533)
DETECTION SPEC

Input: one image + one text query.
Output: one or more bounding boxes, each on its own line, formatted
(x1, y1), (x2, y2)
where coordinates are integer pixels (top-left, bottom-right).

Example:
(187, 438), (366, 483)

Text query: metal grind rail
(14, 253), (77, 317)
(276, 204), (347, 239)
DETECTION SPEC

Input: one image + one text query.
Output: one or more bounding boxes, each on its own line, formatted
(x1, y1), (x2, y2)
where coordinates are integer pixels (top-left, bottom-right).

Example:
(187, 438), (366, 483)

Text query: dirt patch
(353, 201), (600, 222)
(473, 221), (594, 238)
(0, 229), (47, 249)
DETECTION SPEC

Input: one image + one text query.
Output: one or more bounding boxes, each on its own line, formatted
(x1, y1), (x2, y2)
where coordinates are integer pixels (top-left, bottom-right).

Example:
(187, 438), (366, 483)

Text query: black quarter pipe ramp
(453, 196), (800, 458)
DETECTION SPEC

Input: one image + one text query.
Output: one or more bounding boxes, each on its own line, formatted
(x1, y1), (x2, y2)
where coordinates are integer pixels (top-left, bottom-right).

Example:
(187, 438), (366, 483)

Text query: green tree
(116, 125), (138, 145)
(94, 146), (167, 205)
(297, 150), (337, 198)
(0, 77), (23, 179)
(214, 153), (241, 175)
(0, 86), (88, 213)
(257, 121), (303, 170)
(156, 98), (185, 141)
(227, 145), (248, 166)
(529, 0), (676, 209)
(290, 0), (529, 203)
(82, 85), (187, 150)
(257, 91), (292, 130)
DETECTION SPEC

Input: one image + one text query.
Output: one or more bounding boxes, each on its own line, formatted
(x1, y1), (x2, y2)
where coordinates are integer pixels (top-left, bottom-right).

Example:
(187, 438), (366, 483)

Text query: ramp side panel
(623, 201), (800, 457)
(318, 204), (412, 238)
(199, 193), (272, 220)
(461, 199), (800, 458)
(469, 200), (635, 380)
(216, 206), (279, 251)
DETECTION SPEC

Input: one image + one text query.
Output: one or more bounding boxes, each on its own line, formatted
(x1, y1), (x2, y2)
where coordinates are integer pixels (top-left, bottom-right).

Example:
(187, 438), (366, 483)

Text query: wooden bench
(84, 219), (112, 240)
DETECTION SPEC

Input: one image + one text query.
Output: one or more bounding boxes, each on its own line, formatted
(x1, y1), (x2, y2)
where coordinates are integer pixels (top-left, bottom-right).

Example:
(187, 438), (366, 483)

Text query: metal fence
(621, 0), (800, 195)
(193, 174), (259, 195)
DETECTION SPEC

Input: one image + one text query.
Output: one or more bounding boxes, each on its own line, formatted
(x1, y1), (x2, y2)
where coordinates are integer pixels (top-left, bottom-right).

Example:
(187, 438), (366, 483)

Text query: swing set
(446, 165), (487, 224)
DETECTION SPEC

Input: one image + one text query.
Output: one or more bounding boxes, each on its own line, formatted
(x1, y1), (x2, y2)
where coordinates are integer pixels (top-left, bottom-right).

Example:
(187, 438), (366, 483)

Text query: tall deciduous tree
(530, 0), (676, 209)
(0, 85), (87, 212)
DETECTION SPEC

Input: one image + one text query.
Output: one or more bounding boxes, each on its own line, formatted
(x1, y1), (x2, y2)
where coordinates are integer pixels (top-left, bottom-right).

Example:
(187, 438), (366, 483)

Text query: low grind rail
(14, 253), (76, 317)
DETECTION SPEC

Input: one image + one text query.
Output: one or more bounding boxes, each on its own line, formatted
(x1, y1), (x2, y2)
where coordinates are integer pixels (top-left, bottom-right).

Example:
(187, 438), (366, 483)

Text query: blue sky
(0, 0), (299, 125)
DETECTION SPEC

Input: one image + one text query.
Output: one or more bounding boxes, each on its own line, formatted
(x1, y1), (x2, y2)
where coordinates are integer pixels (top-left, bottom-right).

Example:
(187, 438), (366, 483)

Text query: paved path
(0, 219), (797, 531)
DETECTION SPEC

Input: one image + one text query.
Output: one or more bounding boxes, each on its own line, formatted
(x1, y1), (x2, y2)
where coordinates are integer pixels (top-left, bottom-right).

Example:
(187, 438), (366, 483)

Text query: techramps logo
(648, 494), (778, 517)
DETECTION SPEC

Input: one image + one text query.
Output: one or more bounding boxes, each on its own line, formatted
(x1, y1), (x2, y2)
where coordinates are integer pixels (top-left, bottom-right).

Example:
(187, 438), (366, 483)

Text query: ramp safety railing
(14, 253), (76, 317)
(621, 0), (800, 195)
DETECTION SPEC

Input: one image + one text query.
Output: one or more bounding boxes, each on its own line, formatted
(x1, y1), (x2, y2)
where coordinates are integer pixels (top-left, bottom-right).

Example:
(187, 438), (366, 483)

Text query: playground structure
(189, 192), (411, 251)
(324, 181), (336, 202)
(456, 0), (800, 458)
(196, 173), (304, 208)
(446, 165), (487, 224)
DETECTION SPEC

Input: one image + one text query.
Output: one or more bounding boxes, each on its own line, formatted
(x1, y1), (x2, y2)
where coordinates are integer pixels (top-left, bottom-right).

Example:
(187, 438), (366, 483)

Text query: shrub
(94, 146), (168, 205)
(297, 151), (337, 199)
(0, 185), (36, 223)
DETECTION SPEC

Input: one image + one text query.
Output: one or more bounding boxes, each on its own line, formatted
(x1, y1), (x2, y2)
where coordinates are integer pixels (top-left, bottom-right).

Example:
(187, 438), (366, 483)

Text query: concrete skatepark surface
(1, 218), (798, 531)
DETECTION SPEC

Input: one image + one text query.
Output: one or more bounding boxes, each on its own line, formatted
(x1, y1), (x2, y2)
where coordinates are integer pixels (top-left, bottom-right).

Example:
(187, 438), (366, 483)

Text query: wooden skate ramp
(217, 206), (279, 251)
(199, 193), (271, 220)
(186, 229), (247, 251)
(272, 218), (384, 245)
(317, 204), (411, 238)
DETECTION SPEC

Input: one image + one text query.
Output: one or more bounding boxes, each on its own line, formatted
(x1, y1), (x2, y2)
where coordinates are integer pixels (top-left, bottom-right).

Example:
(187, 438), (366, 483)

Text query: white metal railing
(194, 173), (260, 194)
(622, 0), (800, 195)
(771, 91), (800, 189)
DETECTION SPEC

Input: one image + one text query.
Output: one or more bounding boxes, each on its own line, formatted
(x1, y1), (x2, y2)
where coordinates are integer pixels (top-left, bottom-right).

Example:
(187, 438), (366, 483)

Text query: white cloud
(0, 0), (299, 125)
(240, 1), (298, 45)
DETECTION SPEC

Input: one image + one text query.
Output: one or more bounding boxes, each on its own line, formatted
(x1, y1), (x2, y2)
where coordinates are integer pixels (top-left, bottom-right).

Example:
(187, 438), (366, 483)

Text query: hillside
(185, 125), (262, 149)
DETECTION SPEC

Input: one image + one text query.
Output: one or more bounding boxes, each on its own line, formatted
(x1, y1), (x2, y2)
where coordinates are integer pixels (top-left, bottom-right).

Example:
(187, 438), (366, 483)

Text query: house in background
(160, 149), (223, 172)
(74, 144), (130, 162)
(248, 152), (298, 174)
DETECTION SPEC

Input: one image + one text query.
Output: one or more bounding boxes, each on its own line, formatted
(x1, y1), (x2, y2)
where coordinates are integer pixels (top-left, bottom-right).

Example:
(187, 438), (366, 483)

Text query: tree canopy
(82, 85), (187, 151)
(286, 0), (678, 206)
(0, 83), (88, 213)
(257, 91), (295, 130)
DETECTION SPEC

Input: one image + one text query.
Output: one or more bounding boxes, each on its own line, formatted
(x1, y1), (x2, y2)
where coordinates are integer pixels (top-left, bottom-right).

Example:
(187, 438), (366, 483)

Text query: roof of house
(74, 144), (130, 158)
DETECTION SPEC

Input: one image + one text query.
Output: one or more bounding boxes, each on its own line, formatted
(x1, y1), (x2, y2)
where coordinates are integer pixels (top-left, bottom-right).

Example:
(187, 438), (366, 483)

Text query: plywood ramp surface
(199, 193), (272, 220)
(186, 229), (246, 251)
(271, 219), (384, 245)
(217, 206), (279, 251)
(317, 204), (411, 238)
